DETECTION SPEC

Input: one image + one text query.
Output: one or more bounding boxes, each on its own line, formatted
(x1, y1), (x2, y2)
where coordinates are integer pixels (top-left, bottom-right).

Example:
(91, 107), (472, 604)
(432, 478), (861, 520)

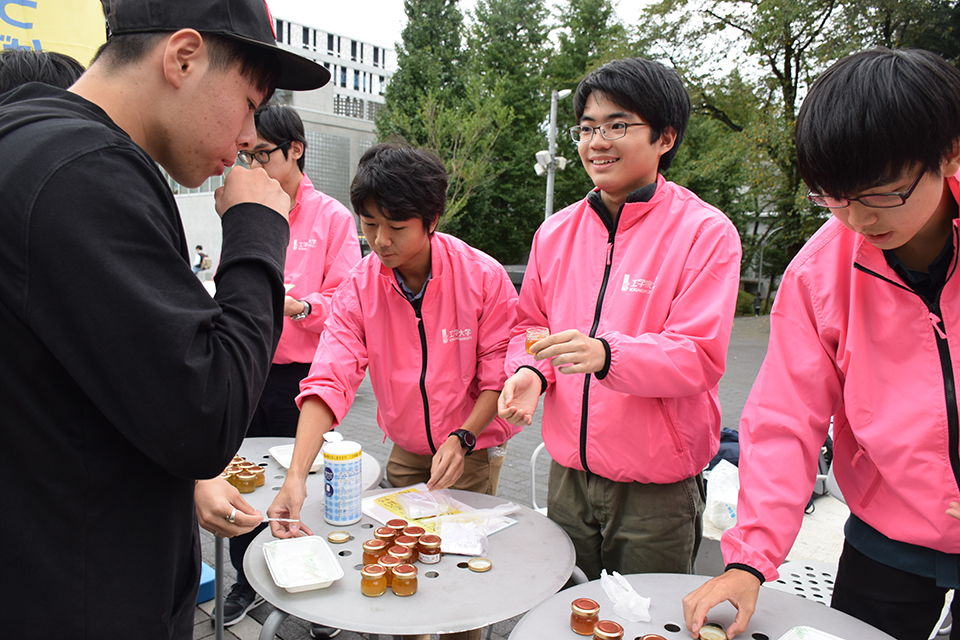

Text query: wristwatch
(291, 299), (311, 321)
(449, 429), (477, 456)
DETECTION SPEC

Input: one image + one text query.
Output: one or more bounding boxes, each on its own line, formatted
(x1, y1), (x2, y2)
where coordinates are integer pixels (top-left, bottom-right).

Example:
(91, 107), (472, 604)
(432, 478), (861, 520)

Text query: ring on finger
(226, 507), (237, 524)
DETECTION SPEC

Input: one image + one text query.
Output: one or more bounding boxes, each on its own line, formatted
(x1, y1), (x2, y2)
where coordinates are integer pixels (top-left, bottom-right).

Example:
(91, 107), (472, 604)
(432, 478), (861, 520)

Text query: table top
(244, 489), (576, 635)
(509, 572), (895, 640)
(236, 437), (383, 514)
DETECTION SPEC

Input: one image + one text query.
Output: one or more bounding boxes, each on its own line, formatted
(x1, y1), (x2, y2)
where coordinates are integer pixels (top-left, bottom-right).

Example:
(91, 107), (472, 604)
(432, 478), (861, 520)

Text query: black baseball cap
(101, 0), (331, 91)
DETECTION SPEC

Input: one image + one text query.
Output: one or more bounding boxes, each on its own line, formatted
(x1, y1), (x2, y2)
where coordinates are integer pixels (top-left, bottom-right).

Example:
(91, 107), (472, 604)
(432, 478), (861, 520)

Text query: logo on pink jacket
(621, 274), (655, 294)
(442, 328), (473, 343)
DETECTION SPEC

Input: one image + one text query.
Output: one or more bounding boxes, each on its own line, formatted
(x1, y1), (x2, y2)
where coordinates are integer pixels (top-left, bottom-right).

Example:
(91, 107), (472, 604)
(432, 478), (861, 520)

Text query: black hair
(0, 49), (85, 93)
(92, 32), (278, 97)
(350, 142), (448, 232)
(573, 57), (691, 172)
(254, 104), (306, 172)
(797, 48), (960, 197)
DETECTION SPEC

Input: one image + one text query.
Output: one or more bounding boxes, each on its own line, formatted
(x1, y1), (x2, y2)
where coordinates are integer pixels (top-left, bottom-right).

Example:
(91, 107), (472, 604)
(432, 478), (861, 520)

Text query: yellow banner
(1, 0), (105, 67)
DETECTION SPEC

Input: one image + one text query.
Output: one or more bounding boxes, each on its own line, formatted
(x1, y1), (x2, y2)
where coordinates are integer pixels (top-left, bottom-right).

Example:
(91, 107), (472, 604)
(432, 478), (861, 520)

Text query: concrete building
(178, 16), (394, 274)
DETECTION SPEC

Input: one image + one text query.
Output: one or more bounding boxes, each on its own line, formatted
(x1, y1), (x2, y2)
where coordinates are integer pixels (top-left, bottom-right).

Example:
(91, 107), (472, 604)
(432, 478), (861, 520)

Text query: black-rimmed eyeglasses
(569, 121), (651, 144)
(807, 171), (925, 209)
(237, 141), (292, 166)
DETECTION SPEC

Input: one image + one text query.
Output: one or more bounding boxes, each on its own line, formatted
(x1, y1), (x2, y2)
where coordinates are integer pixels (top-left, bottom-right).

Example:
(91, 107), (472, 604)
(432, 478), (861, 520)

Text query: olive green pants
(547, 460), (705, 581)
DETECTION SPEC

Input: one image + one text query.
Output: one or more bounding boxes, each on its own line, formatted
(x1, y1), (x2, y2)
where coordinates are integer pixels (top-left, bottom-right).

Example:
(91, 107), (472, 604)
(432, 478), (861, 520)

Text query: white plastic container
(262, 536), (344, 592)
(323, 432), (362, 525)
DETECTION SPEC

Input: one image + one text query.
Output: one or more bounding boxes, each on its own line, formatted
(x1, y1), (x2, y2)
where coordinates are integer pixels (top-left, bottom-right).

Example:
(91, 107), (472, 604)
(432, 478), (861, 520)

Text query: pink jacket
(723, 176), (960, 581)
(297, 232), (521, 455)
(274, 175), (361, 365)
(506, 176), (742, 483)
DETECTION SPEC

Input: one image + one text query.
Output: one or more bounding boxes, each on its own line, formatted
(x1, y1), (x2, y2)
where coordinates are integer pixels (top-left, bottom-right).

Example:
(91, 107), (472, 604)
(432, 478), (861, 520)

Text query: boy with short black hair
(683, 48), (960, 640)
(499, 57), (742, 579)
(0, 0), (330, 637)
(0, 49), (85, 94)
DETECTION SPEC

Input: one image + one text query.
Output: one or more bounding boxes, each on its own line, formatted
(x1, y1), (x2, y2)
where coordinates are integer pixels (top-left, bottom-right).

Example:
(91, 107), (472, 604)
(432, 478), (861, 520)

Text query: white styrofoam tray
(269, 444), (323, 473)
(262, 536), (344, 593)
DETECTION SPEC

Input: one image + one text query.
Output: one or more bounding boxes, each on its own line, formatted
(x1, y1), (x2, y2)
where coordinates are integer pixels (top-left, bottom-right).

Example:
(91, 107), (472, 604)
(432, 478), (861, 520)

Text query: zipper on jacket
(393, 283), (437, 455)
(579, 227), (618, 473)
(854, 250), (960, 494)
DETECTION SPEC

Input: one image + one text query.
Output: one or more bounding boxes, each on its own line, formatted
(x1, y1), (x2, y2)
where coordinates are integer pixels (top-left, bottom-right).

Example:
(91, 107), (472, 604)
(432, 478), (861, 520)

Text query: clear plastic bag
(397, 489), (455, 519)
(705, 459), (740, 531)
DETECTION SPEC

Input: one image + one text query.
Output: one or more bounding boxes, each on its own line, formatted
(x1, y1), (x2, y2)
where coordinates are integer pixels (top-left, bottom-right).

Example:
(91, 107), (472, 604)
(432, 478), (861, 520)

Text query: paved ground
(193, 315), (782, 640)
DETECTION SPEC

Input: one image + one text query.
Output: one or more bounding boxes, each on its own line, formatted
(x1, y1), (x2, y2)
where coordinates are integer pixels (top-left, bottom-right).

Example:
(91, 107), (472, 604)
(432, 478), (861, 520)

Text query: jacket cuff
(518, 365), (548, 395)
(595, 338), (612, 380)
(725, 563), (765, 584)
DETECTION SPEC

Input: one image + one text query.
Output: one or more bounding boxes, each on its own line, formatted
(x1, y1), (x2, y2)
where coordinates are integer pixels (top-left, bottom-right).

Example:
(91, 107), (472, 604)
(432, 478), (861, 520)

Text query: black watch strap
(450, 429), (477, 456)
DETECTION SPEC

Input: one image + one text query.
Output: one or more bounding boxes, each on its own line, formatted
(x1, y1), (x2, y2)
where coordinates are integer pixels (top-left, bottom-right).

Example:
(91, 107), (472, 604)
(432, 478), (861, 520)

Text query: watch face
(464, 431), (476, 447)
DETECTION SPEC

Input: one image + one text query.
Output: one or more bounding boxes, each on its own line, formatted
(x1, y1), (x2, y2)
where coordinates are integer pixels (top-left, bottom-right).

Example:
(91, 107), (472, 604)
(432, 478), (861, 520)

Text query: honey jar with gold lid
(362, 539), (389, 566)
(418, 534), (442, 564)
(378, 554), (402, 586)
(248, 465), (265, 487)
(235, 470), (256, 493)
(374, 526), (397, 547)
(386, 545), (412, 563)
(360, 564), (388, 597)
(402, 525), (425, 540)
(391, 563), (418, 596)
(570, 598), (600, 635)
(593, 620), (623, 640)
(386, 519), (408, 536)
(394, 535), (420, 563)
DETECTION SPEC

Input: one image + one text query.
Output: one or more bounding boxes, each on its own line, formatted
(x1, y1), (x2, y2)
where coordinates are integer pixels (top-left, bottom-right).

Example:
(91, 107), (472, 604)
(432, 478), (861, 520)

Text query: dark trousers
(832, 541), (958, 640)
(232, 361), (311, 585)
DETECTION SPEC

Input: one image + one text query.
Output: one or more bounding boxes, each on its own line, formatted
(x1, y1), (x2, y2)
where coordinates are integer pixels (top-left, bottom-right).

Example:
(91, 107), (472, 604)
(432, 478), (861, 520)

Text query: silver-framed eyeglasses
(807, 171), (925, 209)
(569, 121), (651, 144)
(237, 140), (291, 166)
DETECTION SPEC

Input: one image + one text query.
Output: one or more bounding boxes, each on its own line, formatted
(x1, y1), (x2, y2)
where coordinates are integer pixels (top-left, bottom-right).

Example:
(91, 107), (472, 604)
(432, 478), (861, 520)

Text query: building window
(351, 40), (357, 61)
(340, 68), (347, 88)
(379, 75), (385, 95)
(373, 47), (379, 67)
(302, 26), (309, 49)
(275, 19), (283, 43)
(354, 69), (360, 91)
(327, 33), (334, 54)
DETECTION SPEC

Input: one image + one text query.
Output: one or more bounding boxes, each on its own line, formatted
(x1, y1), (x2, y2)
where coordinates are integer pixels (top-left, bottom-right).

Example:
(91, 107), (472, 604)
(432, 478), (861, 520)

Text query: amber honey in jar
(378, 555), (402, 587)
(224, 465), (243, 487)
(362, 539), (389, 566)
(525, 326), (549, 354)
(360, 564), (388, 597)
(570, 598), (600, 635)
(386, 519), (408, 536)
(374, 526), (397, 547)
(235, 470), (256, 494)
(418, 534), (442, 564)
(387, 544), (412, 564)
(391, 563), (418, 596)
(394, 535), (419, 563)
(249, 465), (265, 487)
(592, 620), (623, 640)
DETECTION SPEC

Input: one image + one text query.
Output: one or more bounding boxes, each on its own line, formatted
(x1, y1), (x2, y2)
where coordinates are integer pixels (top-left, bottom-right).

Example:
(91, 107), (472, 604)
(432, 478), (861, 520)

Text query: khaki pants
(387, 442), (507, 640)
(547, 460), (705, 581)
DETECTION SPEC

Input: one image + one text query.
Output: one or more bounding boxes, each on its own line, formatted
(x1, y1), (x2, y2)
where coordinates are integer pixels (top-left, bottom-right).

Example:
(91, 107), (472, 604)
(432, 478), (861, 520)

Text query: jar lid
(225, 465), (242, 474)
(362, 539), (388, 551)
(237, 461), (255, 468)
(697, 624), (728, 640)
(571, 598), (600, 615)
(249, 465), (264, 473)
(419, 534), (441, 547)
(467, 557), (492, 572)
(393, 563), (418, 577)
(327, 531), (351, 544)
(402, 526), (425, 537)
(361, 564), (387, 578)
(386, 519), (408, 529)
(375, 527), (395, 537)
(395, 535), (417, 547)
(593, 620), (623, 639)
(641, 635), (668, 640)
(231, 456), (245, 463)
(378, 555), (402, 567)
(387, 545), (411, 559)
(236, 471), (256, 479)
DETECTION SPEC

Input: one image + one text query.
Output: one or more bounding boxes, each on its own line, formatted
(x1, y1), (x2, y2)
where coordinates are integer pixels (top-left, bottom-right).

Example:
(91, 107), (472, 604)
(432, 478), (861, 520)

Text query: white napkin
(599, 570), (651, 622)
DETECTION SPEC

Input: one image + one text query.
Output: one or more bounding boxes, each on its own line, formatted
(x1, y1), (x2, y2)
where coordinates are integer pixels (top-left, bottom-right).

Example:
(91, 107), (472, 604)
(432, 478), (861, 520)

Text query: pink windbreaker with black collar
(723, 176), (960, 581)
(297, 232), (521, 455)
(505, 176), (742, 484)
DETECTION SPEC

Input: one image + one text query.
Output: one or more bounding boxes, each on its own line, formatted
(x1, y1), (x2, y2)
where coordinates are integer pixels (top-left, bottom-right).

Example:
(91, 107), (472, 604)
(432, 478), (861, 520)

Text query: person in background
(217, 103), (361, 632)
(683, 48), (960, 640)
(192, 243), (207, 273)
(0, 48), (86, 94)
(498, 57), (742, 581)
(0, 0), (331, 636)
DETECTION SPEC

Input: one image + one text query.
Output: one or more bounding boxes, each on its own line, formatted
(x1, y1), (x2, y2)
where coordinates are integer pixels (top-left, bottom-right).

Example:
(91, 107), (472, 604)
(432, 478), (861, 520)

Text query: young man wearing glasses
(499, 57), (741, 579)
(214, 104), (360, 630)
(683, 48), (960, 640)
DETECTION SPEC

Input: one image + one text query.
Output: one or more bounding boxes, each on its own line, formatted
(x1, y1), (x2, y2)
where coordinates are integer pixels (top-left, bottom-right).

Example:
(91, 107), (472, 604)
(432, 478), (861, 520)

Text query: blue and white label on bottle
(323, 442), (362, 525)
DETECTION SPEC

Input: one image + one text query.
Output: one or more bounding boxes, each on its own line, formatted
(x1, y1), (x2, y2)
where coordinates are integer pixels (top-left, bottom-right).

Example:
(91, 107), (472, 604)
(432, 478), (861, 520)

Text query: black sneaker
(309, 624), (342, 638)
(214, 582), (264, 627)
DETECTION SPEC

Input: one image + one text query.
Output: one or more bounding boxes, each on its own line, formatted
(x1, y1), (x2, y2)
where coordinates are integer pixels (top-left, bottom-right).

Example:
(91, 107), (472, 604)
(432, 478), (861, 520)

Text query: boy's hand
(427, 437), (466, 491)
(195, 477), (262, 538)
(267, 478), (312, 538)
(532, 329), (607, 374)
(214, 165), (290, 220)
(947, 502), (960, 520)
(681, 569), (761, 639)
(498, 368), (542, 426)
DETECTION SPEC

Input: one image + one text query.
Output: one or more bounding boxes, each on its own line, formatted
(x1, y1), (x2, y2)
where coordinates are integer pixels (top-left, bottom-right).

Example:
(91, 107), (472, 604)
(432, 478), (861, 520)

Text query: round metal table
(244, 489), (576, 640)
(508, 572), (896, 640)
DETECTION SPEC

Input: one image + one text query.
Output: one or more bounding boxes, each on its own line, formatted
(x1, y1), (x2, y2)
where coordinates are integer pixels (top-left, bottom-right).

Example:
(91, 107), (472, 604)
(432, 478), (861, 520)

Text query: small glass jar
(394, 535), (419, 563)
(391, 563), (418, 596)
(360, 564), (388, 597)
(249, 465), (265, 487)
(224, 465), (243, 487)
(237, 461), (255, 470)
(386, 519), (408, 536)
(378, 555), (402, 587)
(570, 598), (600, 635)
(593, 620), (623, 640)
(230, 455), (245, 465)
(386, 545), (412, 564)
(374, 526), (397, 547)
(362, 539), (389, 566)
(235, 470), (256, 493)
(402, 525), (426, 541)
(418, 534), (442, 564)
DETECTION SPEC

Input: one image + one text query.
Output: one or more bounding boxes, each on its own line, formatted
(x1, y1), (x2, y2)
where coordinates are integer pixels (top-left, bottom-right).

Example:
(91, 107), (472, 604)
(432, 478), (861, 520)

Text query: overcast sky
(267, 0), (650, 51)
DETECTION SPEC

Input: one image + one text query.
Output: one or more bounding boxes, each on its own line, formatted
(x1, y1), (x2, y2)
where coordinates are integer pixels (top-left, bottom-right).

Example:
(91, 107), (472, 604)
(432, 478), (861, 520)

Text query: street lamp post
(535, 89), (572, 221)
(757, 224), (784, 298)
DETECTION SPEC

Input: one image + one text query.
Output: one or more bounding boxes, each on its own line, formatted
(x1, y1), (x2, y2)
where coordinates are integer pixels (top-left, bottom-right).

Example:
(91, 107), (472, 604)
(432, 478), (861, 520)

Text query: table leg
(258, 608), (290, 640)
(215, 535), (224, 640)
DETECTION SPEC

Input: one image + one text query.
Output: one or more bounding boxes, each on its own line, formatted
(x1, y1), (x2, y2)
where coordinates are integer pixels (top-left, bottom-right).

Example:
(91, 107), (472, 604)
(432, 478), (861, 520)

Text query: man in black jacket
(0, 1), (330, 638)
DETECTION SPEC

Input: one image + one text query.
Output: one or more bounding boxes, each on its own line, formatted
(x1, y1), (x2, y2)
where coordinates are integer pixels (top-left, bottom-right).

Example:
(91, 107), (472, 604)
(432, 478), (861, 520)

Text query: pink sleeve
(504, 232), (556, 387)
(475, 262), (519, 392)
(299, 207), (361, 332)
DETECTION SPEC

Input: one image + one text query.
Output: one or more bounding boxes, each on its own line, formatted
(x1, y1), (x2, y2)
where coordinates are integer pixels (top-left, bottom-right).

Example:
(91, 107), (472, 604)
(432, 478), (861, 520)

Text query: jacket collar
(376, 232), (446, 283)
(586, 175), (667, 234)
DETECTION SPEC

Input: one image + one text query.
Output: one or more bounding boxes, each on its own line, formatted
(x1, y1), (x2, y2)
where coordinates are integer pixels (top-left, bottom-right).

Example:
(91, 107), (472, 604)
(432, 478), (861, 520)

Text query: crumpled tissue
(600, 570), (651, 622)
